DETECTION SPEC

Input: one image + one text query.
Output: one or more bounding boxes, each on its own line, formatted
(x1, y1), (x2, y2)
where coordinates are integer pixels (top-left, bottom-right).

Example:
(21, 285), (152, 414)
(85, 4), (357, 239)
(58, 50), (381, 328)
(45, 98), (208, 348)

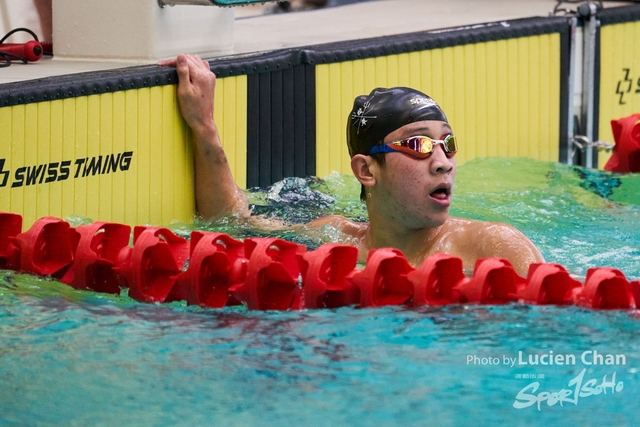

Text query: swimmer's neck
(361, 217), (448, 266)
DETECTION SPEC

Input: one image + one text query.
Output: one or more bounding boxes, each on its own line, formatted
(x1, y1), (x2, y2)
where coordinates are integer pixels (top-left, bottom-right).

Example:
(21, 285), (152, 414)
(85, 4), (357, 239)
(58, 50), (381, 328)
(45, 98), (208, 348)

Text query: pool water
(1, 158), (639, 426)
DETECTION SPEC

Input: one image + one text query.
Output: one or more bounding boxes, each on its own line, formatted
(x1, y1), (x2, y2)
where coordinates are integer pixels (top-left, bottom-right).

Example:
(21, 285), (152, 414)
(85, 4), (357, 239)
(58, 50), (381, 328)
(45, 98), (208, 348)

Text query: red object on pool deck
(0, 212), (22, 268)
(5, 217), (79, 280)
(63, 222), (131, 294)
(517, 263), (582, 305)
(175, 231), (247, 308)
(0, 40), (44, 62)
(230, 237), (304, 310)
(456, 258), (525, 304)
(604, 114), (640, 173)
(346, 248), (414, 308)
(407, 253), (467, 306)
(574, 267), (635, 309)
(299, 244), (359, 309)
(115, 226), (189, 303)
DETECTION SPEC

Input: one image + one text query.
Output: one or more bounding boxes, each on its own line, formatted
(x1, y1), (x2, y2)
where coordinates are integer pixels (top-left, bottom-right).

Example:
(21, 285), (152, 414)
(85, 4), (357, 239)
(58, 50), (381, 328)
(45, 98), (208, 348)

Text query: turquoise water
(1, 158), (639, 426)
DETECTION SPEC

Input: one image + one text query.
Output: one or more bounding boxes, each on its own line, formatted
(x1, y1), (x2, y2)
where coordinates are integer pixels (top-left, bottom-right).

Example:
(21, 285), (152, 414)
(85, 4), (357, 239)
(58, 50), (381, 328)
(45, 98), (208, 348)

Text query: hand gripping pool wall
(2, 212), (639, 311)
(596, 6), (640, 170)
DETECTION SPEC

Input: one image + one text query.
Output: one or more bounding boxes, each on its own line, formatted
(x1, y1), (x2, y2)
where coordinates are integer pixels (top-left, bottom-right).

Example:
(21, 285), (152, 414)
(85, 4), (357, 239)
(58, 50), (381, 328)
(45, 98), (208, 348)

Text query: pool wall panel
(217, 75), (249, 190)
(597, 10), (640, 169)
(246, 64), (315, 188)
(0, 88), (195, 229)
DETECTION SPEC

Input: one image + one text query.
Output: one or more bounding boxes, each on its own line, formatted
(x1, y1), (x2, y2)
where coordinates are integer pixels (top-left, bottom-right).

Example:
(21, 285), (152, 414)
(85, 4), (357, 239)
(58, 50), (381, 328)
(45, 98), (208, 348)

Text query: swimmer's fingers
(174, 54), (216, 132)
(182, 54), (210, 72)
(179, 55), (216, 88)
(157, 57), (177, 67)
(158, 54), (206, 68)
(175, 55), (191, 89)
(161, 54), (214, 84)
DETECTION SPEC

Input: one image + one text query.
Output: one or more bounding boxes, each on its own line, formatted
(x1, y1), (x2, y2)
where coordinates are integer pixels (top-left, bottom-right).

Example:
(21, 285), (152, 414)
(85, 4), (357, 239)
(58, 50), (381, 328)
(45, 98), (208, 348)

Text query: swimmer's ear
(351, 154), (377, 188)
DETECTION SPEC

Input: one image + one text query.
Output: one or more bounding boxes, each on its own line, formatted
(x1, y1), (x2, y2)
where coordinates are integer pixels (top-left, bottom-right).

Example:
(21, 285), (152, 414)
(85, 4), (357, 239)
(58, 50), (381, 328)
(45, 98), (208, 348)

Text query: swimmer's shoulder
(307, 215), (368, 239)
(444, 216), (544, 275)
(444, 216), (527, 240)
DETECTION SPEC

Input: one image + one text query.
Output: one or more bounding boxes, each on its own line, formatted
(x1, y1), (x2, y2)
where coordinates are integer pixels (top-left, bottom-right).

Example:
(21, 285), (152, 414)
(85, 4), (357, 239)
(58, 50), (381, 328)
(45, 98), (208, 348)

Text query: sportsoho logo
(466, 350), (627, 410)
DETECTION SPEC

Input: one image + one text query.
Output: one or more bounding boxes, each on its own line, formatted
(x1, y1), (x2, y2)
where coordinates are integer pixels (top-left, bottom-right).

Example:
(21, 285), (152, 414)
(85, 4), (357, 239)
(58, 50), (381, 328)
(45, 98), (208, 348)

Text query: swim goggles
(368, 134), (457, 159)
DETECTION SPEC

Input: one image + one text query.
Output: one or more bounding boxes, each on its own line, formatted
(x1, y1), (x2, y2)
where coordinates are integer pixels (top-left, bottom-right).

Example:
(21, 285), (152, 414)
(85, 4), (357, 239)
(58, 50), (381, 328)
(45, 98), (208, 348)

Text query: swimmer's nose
(429, 144), (455, 174)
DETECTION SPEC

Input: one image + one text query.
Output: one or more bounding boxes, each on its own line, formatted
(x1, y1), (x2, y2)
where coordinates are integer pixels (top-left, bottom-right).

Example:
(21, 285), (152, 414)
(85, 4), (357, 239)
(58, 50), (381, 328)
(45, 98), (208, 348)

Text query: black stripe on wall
(246, 64), (316, 188)
(592, 23), (602, 166)
(558, 18), (572, 164)
(598, 4), (640, 25)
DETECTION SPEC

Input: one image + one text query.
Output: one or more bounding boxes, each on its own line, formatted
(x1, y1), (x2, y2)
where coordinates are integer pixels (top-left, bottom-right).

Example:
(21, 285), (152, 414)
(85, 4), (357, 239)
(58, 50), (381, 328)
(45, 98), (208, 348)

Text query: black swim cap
(347, 87), (448, 157)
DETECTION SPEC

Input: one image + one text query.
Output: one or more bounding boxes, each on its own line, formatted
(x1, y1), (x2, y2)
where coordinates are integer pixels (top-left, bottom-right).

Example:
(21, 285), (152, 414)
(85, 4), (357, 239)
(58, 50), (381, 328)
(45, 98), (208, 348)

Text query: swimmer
(159, 54), (544, 276)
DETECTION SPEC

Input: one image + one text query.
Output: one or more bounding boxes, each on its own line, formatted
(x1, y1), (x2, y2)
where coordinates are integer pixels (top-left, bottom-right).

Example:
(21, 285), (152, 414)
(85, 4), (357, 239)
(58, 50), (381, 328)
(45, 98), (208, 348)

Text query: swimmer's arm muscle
(306, 215), (366, 236)
(192, 124), (250, 221)
(245, 214), (363, 235)
(163, 54), (250, 221)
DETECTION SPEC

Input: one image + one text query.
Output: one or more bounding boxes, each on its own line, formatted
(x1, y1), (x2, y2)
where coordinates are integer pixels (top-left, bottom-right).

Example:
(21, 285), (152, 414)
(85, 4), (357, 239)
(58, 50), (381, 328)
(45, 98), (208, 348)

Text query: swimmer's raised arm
(159, 54), (250, 221)
(160, 54), (334, 231)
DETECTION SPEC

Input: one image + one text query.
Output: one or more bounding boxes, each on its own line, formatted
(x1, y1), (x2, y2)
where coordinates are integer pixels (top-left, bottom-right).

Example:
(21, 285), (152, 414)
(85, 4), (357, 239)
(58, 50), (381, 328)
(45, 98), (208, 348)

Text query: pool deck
(0, 0), (633, 85)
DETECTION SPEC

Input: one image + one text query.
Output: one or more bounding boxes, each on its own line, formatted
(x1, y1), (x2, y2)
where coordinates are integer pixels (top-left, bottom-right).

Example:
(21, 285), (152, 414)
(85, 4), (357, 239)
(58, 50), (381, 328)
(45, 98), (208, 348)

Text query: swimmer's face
(373, 120), (456, 229)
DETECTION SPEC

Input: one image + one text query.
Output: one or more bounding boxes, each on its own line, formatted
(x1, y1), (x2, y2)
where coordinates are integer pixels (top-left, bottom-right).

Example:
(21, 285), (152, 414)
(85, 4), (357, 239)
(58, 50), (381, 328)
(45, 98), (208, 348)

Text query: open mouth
(430, 185), (451, 201)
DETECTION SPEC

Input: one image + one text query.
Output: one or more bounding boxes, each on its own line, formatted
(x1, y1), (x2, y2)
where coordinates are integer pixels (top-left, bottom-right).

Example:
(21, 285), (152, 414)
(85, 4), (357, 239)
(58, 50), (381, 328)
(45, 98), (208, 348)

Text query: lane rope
(1, 212), (638, 311)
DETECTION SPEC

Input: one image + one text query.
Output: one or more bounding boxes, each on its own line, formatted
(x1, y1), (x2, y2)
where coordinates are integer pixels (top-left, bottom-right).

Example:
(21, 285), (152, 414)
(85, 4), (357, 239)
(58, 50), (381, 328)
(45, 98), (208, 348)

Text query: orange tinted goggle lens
(389, 134), (457, 158)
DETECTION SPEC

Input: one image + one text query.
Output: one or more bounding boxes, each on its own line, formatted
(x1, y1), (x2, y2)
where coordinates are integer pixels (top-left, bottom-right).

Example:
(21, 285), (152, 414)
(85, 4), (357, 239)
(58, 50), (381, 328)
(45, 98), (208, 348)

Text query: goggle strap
(368, 145), (396, 155)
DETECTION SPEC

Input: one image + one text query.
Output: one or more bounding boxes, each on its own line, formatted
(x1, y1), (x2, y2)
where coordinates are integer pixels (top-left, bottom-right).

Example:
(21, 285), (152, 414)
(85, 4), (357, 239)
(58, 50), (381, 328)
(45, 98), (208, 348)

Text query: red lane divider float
(115, 226), (189, 303)
(518, 263), (581, 305)
(174, 231), (246, 308)
(231, 237), (305, 311)
(65, 222), (131, 293)
(0, 212), (22, 269)
(575, 268), (635, 310)
(5, 216), (79, 281)
(346, 248), (413, 308)
(0, 212), (637, 311)
(299, 243), (359, 309)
